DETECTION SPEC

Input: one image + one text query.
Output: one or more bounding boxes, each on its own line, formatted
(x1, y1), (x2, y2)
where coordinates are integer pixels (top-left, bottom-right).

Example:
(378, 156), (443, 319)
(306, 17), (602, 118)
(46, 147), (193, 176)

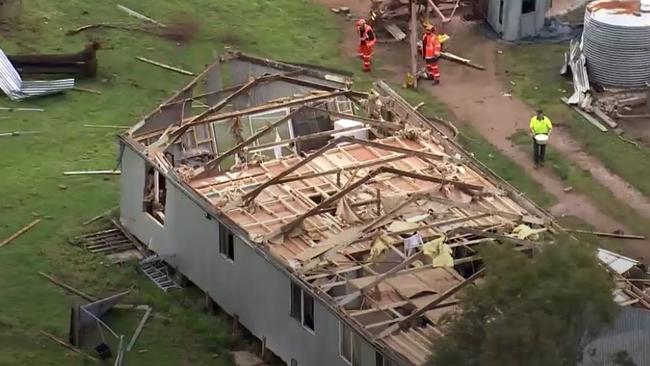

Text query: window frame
(339, 322), (353, 365)
(290, 281), (316, 334)
(290, 282), (302, 321)
(143, 165), (167, 225)
(218, 223), (235, 261)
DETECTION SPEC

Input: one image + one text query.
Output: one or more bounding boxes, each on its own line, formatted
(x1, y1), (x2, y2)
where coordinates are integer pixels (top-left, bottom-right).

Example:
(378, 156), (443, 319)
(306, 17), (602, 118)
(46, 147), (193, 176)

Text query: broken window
(302, 291), (314, 331)
(290, 281), (315, 332)
(219, 223), (234, 261)
(522, 0), (536, 13)
(143, 164), (166, 224)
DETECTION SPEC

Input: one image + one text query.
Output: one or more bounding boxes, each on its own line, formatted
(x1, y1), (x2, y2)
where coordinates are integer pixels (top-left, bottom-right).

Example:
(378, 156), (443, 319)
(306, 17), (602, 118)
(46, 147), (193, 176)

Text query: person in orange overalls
(422, 24), (441, 84)
(356, 19), (376, 72)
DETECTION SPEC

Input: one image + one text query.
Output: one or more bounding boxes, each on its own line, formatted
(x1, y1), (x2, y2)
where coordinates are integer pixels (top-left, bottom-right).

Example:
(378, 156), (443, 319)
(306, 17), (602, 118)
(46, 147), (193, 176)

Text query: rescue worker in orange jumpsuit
(422, 25), (441, 83)
(356, 19), (376, 72)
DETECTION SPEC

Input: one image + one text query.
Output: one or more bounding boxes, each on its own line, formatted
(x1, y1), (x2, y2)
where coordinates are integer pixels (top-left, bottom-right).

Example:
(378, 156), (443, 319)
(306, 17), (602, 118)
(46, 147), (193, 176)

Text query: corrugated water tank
(583, 0), (650, 88)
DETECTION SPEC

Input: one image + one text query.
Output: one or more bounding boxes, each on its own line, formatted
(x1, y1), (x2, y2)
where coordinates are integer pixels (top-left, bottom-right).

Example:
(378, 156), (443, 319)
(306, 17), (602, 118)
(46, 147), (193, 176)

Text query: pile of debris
(562, 0), (650, 137)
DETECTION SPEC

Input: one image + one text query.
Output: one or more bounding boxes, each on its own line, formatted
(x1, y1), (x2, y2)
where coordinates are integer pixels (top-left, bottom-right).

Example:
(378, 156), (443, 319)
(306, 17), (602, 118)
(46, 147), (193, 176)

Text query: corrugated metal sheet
(0, 48), (74, 101)
(597, 248), (638, 274)
(563, 39), (591, 105)
(583, 1), (650, 88)
(580, 307), (650, 366)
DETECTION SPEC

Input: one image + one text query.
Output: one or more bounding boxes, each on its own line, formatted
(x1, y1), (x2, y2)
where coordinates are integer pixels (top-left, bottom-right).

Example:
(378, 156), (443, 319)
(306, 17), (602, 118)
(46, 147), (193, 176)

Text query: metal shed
(486, 0), (551, 41)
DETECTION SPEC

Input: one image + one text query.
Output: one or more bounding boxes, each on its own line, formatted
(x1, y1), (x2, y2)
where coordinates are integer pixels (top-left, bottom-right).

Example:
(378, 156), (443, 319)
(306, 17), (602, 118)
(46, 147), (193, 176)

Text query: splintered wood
(0, 219), (40, 249)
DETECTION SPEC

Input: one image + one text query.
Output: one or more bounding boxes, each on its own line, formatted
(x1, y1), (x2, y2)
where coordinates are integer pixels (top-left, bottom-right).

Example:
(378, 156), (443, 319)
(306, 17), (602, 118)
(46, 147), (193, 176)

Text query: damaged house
(118, 52), (650, 366)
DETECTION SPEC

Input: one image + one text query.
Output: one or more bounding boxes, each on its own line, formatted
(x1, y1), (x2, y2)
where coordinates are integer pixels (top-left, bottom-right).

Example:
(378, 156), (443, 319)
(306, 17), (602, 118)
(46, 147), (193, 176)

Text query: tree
(428, 240), (618, 366)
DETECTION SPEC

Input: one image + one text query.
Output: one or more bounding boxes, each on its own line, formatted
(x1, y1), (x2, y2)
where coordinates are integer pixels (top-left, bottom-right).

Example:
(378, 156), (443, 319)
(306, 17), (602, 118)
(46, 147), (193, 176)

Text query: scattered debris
(617, 134), (640, 148)
(135, 56), (195, 76)
(7, 42), (100, 78)
(0, 130), (41, 137)
(38, 271), (96, 302)
(126, 306), (152, 351)
(66, 23), (138, 35)
(70, 291), (130, 347)
(561, 97), (608, 132)
(440, 51), (485, 70)
(71, 225), (143, 263)
(82, 206), (119, 226)
(40, 330), (98, 362)
(593, 108), (617, 128)
(83, 124), (129, 129)
(63, 170), (121, 176)
(0, 218), (41, 248)
(0, 48), (74, 101)
(0, 106), (43, 112)
(384, 23), (406, 41)
(116, 4), (166, 27)
(72, 87), (102, 95)
(67, 20), (200, 44)
(565, 228), (646, 240)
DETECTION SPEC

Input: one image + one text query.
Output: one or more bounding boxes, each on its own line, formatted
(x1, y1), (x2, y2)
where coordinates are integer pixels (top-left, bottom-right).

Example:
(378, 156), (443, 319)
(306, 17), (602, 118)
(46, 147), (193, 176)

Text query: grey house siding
(119, 145), (385, 366)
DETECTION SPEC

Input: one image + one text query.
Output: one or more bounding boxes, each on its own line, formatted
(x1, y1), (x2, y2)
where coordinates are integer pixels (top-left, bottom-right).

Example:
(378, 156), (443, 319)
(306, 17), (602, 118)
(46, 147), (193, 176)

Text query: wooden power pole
(409, 0), (418, 88)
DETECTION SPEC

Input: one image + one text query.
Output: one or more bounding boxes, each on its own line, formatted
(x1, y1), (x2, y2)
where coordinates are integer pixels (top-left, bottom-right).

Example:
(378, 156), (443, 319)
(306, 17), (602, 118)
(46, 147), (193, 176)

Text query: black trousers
(533, 139), (547, 164)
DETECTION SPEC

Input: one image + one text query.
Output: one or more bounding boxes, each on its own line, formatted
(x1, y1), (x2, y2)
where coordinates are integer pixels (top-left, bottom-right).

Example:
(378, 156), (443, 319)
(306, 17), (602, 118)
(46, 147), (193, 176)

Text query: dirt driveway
(318, 0), (649, 258)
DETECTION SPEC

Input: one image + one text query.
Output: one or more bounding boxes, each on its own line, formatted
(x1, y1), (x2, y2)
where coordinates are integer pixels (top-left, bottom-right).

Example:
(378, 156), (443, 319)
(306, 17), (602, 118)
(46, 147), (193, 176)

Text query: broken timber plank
(135, 56), (195, 76)
(126, 306), (152, 351)
(72, 87), (102, 95)
(82, 206), (119, 225)
(561, 97), (607, 132)
(116, 4), (165, 27)
(39, 271), (97, 302)
(564, 228), (645, 240)
(83, 124), (129, 129)
(440, 52), (485, 70)
(0, 219), (41, 248)
(0, 106), (44, 112)
(0, 131), (41, 137)
(40, 330), (99, 361)
(593, 108), (618, 128)
(384, 24), (406, 41)
(63, 170), (121, 176)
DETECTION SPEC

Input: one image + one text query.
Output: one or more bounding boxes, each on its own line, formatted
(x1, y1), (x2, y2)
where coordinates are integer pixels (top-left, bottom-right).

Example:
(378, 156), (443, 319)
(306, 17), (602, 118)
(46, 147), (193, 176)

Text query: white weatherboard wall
(487, 0), (550, 41)
(119, 144), (383, 366)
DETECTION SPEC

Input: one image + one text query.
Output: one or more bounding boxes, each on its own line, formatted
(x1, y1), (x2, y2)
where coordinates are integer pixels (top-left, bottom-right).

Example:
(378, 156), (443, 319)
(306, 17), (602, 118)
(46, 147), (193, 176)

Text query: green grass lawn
(499, 44), (650, 198)
(0, 0), (348, 364)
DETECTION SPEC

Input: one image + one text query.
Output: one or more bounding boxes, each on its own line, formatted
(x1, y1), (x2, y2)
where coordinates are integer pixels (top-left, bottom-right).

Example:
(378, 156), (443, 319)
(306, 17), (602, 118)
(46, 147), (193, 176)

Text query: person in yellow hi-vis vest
(529, 109), (553, 167)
